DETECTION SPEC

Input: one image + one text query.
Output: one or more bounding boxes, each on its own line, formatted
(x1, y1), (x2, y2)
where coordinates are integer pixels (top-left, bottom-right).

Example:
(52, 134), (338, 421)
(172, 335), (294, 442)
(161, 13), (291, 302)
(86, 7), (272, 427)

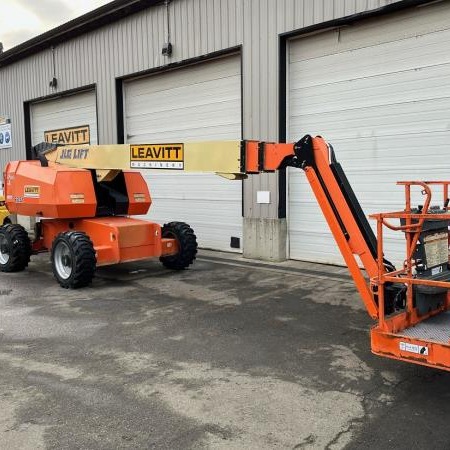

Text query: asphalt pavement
(1, 249), (450, 449)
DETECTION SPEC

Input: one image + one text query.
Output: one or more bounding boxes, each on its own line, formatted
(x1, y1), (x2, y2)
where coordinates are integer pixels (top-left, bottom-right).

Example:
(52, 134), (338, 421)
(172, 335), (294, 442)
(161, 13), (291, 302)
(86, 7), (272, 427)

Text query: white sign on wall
(257, 191), (271, 204)
(0, 123), (12, 149)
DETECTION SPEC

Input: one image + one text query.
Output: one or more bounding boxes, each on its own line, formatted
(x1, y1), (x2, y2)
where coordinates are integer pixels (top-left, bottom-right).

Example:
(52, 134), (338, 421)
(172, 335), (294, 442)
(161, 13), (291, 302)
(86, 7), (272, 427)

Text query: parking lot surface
(1, 250), (450, 449)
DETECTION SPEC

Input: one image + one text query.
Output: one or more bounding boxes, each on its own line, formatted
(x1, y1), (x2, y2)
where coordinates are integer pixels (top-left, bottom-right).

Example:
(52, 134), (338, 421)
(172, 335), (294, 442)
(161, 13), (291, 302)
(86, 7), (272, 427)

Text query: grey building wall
(0, 0), (406, 258)
(242, 0), (404, 219)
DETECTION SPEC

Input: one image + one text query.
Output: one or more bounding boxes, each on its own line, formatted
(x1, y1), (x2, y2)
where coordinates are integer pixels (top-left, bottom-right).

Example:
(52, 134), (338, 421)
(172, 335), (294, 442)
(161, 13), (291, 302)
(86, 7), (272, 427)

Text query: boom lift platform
(1, 135), (450, 371)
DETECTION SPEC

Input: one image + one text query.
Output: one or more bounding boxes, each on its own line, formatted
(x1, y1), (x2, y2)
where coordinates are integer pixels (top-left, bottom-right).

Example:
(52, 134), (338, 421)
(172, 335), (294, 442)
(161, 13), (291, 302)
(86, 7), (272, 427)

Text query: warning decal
(70, 194), (85, 204)
(24, 185), (40, 198)
(399, 342), (428, 356)
(130, 144), (184, 169)
(133, 193), (146, 203)
(424, 232), (448, 268)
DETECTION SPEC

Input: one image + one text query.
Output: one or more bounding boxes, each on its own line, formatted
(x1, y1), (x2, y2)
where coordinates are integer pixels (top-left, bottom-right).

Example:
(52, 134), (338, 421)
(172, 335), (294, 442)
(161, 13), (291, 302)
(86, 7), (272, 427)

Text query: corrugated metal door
(288, 4), (450, 266)
(30, 90), (98, 145)
(124, 55), (242, 252)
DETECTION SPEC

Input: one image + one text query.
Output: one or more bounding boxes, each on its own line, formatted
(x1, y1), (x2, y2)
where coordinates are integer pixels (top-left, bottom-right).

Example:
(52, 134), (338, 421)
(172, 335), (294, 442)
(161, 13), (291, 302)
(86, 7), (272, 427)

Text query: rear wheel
(0, 224), (31, 272)
(160, 221), (198, 270)
(51, 231), (96, 289)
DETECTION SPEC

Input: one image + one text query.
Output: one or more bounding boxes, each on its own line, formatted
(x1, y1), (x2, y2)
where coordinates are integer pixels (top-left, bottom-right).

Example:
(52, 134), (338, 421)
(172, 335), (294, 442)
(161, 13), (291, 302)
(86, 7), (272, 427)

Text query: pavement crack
(293, 433), (316, 448)
(324, 417), (363, 450)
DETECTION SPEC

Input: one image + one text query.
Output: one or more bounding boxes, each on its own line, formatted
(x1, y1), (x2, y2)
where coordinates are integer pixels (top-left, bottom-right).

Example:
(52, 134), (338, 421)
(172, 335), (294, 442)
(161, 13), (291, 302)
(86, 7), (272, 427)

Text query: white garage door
(124, 55), (242, 252)
(30, 90), (97, 146)
(288, 3), (450, 267)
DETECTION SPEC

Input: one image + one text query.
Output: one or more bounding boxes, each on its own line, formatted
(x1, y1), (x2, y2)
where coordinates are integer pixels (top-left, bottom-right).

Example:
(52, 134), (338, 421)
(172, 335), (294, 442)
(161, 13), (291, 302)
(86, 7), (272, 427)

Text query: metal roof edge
(0, 0), (162, 68)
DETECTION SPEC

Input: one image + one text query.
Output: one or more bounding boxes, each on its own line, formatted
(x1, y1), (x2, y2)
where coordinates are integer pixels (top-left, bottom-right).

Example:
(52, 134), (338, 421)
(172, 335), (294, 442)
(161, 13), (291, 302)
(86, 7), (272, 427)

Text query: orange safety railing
(370, 181), (450, 332)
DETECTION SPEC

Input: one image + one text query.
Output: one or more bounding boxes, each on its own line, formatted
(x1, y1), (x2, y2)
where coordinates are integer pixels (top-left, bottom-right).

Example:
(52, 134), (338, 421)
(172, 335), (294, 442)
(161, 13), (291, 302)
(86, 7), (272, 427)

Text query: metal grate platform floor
(401, 311), (450, 343)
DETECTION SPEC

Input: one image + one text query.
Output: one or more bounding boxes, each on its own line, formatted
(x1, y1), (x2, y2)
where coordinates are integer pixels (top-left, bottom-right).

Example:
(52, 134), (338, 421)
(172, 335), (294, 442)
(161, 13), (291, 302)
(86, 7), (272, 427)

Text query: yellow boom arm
(44, 141), (245, 181)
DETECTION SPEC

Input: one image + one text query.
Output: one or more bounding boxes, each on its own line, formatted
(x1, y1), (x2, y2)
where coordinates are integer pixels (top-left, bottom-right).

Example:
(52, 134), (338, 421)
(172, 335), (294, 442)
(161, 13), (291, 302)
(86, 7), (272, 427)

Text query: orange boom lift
(2, 135), (450, 371)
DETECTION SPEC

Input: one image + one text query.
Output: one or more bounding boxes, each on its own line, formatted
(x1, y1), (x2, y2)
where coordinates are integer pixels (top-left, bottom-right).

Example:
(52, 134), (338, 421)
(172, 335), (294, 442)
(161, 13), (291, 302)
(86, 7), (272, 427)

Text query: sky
(0, 0), (113, 51)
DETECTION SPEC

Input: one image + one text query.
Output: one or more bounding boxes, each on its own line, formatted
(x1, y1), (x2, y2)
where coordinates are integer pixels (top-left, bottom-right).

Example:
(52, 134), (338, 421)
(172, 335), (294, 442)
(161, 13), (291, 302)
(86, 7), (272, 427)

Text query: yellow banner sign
(44, 125), (90, 145)
(130, 144), (184, 169)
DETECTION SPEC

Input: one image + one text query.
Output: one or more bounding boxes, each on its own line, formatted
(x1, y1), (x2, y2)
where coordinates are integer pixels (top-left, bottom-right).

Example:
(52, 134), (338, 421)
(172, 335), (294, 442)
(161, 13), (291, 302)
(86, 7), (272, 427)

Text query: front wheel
(160, 222), (198, 270)
(0, 224), (31, 272)
(51, 231), (96, 289)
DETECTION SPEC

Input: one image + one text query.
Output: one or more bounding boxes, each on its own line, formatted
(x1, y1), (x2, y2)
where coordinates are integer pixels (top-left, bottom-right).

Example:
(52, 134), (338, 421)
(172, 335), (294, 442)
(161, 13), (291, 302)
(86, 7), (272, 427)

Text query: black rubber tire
(160, 222), (198, 270)
(0, 224), (32, 272)
(51, 231), (96, 289)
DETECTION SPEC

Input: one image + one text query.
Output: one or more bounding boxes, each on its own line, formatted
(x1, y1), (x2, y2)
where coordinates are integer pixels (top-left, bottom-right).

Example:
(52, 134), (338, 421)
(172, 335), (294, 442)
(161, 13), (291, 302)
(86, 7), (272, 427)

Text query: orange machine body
(5, 161), (97, 218)
(3, 161), (151, 218)
(2, 160), (177, 265)
(35, 217), (178, 266)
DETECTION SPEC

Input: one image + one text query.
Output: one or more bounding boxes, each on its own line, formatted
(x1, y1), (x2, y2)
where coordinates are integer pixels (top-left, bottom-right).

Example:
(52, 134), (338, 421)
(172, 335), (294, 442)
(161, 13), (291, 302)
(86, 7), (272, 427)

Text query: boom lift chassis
(2, 135), (450, 371)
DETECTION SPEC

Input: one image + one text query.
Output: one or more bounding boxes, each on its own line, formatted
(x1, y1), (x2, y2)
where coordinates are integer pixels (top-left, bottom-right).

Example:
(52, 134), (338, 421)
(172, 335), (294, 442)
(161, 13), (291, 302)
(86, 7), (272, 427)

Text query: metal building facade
(0, 0), (419, 260)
